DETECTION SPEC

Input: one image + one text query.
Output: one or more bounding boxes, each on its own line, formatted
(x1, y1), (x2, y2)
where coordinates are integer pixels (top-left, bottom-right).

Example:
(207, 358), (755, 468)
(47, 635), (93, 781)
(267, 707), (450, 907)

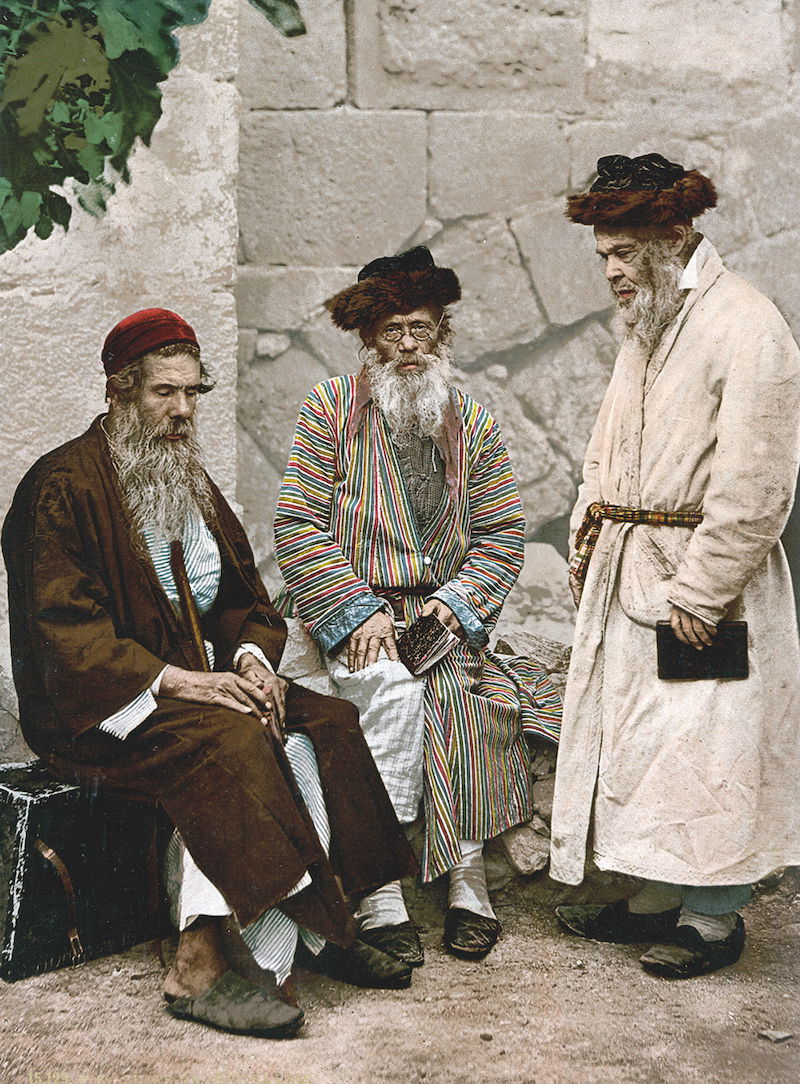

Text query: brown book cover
(396, 613), (459, 675)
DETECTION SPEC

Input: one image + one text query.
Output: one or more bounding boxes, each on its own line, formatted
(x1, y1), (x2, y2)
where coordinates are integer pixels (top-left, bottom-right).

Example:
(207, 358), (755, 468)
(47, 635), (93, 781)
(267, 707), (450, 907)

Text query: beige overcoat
(550, 242), (800, 887)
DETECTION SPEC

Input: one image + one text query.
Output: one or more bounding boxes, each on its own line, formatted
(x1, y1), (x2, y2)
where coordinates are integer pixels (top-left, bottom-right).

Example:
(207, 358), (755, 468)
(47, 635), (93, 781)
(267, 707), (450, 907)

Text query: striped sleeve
(432, 397), (525, 645)
(274, 380), (384, 653)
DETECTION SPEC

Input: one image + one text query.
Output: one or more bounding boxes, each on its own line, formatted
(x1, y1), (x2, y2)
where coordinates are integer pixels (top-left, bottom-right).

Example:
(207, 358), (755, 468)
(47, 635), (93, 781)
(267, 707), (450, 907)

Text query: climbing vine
(0, 0), (305, 253)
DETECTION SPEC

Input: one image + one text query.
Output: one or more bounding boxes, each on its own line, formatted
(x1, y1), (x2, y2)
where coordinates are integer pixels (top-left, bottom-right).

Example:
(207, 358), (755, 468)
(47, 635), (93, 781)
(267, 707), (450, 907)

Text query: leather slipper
(444, 908), (501, 960)
(555, 899), (681, 944)
(297, 937), (413, 988)
(640, 915), (745, 978)
(165, 970), (304, 1038)
(357, 921), (425, 967)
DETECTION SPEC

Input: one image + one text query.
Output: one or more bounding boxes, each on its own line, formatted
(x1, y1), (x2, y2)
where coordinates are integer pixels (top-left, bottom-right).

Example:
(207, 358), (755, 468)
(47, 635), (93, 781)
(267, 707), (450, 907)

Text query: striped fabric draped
(275, 375), (561, 880)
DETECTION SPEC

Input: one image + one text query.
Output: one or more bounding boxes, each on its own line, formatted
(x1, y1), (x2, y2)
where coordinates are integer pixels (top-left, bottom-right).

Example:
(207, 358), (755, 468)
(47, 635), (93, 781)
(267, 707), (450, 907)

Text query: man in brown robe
(2, 308), (417, 1038)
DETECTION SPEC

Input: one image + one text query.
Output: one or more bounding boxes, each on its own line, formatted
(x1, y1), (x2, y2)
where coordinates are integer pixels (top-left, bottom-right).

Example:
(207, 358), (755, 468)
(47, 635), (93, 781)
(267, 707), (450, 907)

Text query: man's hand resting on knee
(348, 611), (399, 672)
(160, 661), (288, 743)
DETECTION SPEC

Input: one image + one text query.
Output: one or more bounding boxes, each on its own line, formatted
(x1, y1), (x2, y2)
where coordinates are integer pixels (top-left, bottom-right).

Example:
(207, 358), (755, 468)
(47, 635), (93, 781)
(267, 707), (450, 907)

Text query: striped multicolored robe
(274, 371), (561, 881)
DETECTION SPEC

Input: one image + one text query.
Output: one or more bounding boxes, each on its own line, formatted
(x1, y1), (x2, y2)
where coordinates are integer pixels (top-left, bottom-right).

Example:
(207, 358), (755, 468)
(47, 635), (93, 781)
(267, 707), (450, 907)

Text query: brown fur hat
(566, 153), (717, 229)
(326, 245), (461, 331)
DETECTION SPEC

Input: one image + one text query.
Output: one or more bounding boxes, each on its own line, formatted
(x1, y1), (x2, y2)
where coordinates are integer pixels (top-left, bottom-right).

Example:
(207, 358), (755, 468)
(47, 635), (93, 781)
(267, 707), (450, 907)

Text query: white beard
(611, 242), (686, 355)
(363, 341), (454, 445)
(106, 402), (215, 548)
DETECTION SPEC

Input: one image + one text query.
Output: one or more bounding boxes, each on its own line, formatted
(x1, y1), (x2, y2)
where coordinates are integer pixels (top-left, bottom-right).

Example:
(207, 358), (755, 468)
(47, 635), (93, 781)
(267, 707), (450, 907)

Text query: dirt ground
(2, 870), (799, 1084)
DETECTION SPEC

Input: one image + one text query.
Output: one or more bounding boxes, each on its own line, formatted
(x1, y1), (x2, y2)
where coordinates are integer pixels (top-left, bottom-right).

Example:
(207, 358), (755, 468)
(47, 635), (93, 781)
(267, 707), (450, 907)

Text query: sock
(677, 908), (738, 941)
(447, 840), (496, 920)
(355, 881), (410, 930)
(627, 880), (682, 915)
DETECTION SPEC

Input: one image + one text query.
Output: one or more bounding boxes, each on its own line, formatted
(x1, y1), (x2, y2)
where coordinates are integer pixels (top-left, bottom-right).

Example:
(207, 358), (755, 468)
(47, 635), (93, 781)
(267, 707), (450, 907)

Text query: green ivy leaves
(0, 0), (306, 254)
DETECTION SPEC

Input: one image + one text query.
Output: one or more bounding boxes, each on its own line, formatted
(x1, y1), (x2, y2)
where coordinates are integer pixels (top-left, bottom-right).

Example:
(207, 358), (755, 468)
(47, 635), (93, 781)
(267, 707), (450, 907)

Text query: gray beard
(611, 242), (686, 355)
(106, 403), (215, 548)
(363, 341), (454, 446)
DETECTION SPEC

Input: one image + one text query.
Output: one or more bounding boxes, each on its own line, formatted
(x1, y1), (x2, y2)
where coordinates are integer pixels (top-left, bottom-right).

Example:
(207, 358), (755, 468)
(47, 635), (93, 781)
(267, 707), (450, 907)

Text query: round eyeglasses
(380, 322), (436, 343)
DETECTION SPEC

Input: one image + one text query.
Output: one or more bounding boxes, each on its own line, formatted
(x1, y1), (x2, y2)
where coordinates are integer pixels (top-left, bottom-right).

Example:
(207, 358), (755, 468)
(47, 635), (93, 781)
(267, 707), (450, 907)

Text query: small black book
(396, 613), (459, 675)
(656, 620), (748, 681)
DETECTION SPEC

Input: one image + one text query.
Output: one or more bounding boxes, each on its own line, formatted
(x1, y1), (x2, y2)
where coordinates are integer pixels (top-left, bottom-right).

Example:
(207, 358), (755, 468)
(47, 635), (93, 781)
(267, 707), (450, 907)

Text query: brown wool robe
(2, 416), (417, 940)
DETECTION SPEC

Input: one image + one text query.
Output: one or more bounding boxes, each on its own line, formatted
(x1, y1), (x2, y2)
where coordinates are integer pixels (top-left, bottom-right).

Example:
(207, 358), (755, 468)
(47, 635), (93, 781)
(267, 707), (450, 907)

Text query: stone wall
(0, 2), (241, 758)
(234, 0), (800, 638)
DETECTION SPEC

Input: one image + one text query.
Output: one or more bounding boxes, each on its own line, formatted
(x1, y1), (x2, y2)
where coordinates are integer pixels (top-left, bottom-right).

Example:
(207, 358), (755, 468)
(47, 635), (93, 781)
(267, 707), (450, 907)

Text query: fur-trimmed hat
(326, 245), (461, 331)
(566, 153), (717, 229)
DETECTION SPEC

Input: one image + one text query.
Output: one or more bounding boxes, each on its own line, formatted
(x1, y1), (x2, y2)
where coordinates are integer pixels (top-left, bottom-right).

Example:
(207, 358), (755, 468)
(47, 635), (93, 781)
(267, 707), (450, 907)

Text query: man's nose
(605, 257), (623, 281)
(169, 393), (194, 418)
(398, 329), (419, 350)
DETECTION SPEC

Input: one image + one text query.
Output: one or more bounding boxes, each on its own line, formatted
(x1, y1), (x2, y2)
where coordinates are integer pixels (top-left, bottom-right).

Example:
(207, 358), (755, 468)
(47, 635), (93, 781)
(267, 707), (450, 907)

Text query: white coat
(550, 241), (800, 887)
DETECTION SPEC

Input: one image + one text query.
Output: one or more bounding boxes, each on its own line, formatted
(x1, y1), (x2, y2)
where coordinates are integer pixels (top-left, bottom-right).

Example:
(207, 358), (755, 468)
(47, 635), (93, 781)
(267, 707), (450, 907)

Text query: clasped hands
(160, 652), (288, 742)
(347, 599), (462, 673)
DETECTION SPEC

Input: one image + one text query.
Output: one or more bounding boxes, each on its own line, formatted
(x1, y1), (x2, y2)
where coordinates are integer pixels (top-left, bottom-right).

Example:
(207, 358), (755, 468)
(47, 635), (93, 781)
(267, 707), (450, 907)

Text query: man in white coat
(551, 152), (800, 978)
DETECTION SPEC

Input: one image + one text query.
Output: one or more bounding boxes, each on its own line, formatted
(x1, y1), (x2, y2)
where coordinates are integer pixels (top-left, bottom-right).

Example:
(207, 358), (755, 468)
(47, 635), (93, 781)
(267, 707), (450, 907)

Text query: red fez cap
(102, 308), (199, 377)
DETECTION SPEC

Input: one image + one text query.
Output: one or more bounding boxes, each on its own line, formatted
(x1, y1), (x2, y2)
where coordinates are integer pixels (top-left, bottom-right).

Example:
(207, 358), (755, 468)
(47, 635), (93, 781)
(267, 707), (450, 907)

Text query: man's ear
(667, 223), (693, 256)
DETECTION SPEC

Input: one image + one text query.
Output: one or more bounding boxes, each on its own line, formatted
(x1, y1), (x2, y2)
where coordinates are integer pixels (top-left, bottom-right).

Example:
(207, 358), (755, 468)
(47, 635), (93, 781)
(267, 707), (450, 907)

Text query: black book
(656, 620), (748, 681)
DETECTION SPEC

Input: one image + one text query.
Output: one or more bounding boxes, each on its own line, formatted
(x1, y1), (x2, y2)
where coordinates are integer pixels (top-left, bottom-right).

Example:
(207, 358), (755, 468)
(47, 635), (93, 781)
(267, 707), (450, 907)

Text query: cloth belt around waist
(569, 502), (703, 586)
(372, 584), (439, 621)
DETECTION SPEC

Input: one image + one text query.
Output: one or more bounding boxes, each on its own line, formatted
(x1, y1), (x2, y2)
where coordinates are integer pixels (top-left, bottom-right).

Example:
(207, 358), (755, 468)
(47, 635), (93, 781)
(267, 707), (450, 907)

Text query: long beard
(611, 242), (686, 355)
(106, 403), (215, 548)
(363, 342), (454, 445)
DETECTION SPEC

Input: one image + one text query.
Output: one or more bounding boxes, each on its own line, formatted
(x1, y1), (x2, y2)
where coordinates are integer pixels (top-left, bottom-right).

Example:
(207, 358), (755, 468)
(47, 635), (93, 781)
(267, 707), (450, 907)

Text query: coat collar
(346, 367), (463, 498)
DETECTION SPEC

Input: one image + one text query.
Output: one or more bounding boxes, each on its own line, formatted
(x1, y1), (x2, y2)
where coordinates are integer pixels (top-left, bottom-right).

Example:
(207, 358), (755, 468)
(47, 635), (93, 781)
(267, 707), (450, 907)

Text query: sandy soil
(2, 871), (799, 1084)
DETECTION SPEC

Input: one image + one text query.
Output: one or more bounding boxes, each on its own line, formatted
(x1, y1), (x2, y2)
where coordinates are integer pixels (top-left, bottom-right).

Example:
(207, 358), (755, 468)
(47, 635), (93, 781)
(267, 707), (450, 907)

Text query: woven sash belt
(569, 502), (703, 587)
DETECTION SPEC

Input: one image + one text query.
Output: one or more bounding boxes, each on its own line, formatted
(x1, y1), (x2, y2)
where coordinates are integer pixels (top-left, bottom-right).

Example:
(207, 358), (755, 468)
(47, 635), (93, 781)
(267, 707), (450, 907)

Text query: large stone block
(236, 265), (353, 330)
(237, 423), (283, 587)
(351, 0), (586, 111)
(429, 114), (568, 219)
(238, 111), (427, 265)
(238, 347), (329, 469)
(500, 543), (575, 645)
(730, 110), (800, 238)
(511, 202), (611, 325)
(432, 219), (548, 366)
(237, 0), (346, 109)
(509, 320), (616, 471)
(586, 0), (787, 123)
(726, 233), (800, 346)
(176, 0), (238, 81)
(460, 367), (575, 533)
(301, 310), (363, 376)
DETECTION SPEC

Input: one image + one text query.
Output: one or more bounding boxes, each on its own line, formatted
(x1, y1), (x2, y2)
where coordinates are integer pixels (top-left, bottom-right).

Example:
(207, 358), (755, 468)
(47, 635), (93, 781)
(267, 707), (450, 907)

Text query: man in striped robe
(2, 309), (417, 1038)
(274, 247), (561, 965)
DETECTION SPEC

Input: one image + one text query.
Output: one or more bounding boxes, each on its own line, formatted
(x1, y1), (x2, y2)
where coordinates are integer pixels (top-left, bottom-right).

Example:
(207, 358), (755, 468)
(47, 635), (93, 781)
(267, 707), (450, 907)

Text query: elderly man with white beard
(2, 308), (419, 1038)
(550, 153), (800, 978)
(274, 247), (561, 966)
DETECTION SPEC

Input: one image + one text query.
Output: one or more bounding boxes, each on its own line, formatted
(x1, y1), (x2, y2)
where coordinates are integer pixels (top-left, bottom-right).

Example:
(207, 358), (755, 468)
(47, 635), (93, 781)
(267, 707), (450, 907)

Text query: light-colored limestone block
(587, 0), (787, 122)
(238, 110), (427, 265)
(237, 423), (283, 584)
(301, 310), (363, 376)
(510, 321), (616, 471)
(429, 114), (568, 219)
(256, 332), (292, 358)
(237, 0), (346, 109)
(501, 543), (575, 646)
(351, 0), (585, 111)
(238, 347), (329, 469)
(433, 218), (547, 366)
(731, 110), (800, 238)
(511, 202), (611, 324)
(236, 265), (354, 330)
(726, 232), (800, 346)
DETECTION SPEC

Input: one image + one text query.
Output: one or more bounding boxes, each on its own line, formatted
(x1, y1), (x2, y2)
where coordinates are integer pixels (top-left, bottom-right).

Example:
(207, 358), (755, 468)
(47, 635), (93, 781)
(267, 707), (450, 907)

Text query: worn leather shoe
(640, 915), (745, 978)
(555, 898), (681, 943)
(165, 970), (304, 1038)
(298, 937), (413, 988)
(443, 908), (501, 960)
(357, 921), (425, 967)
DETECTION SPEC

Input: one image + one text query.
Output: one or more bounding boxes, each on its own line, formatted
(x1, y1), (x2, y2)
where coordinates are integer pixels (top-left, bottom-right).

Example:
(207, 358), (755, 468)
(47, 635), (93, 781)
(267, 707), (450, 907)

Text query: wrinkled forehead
(373, 305), (441, 332)
(140, 352), (202, 387)
(593, 225), (671, 256)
